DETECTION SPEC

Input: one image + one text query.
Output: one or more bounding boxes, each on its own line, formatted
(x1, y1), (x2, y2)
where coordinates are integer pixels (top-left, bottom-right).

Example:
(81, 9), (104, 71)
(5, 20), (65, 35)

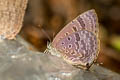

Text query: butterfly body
(45, 9), (100, 69)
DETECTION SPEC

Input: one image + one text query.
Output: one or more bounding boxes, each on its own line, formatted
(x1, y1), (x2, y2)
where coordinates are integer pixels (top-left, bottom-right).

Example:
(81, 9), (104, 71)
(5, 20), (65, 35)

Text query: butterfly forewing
(52, 9), (99, 48)
(76, 9), (99, 36)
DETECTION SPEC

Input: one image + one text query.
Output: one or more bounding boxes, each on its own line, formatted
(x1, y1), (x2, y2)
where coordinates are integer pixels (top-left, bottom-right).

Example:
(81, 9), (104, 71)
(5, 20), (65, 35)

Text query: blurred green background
(20, 0), (120, 74)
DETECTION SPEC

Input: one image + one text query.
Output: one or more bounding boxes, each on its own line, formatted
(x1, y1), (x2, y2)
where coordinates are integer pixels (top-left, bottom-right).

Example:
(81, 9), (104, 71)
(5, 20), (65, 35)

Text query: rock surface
(0, 36), (120, 80)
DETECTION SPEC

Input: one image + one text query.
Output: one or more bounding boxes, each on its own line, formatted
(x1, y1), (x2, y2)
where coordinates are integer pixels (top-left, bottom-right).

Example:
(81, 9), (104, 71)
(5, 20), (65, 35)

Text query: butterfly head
(45, 43), (62, 57)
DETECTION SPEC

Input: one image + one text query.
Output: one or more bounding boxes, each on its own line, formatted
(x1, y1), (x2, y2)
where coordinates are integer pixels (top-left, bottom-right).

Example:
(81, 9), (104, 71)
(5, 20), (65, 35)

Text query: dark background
(20, 0), (120, 74)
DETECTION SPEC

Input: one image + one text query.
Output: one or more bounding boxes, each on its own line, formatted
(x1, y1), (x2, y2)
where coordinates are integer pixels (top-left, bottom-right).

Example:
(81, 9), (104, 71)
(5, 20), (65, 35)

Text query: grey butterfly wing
(75, 9), (99, 36)
(54, 30), (99, 69)
(52, 9), (99, 48)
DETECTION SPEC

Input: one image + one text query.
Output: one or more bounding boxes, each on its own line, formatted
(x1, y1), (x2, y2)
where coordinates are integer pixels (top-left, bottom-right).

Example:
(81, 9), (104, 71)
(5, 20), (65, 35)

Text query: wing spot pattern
(72, 26), (77, 32)
(86, 13), (94, 30)
(77, 16), (85, 29)
(68, 44), (72, 49)
(67, 37), (71, 41)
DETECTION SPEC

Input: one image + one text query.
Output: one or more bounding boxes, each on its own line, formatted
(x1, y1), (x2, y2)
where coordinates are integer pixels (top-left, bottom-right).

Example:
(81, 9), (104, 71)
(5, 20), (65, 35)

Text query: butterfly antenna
(52, 32), (56, 40)
(36, 24), (52, 42)
(41, 28), (52, 43)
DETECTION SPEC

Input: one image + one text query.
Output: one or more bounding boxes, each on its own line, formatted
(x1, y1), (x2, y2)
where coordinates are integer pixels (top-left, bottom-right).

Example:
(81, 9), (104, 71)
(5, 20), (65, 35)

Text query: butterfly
(45, 9), (100, 70)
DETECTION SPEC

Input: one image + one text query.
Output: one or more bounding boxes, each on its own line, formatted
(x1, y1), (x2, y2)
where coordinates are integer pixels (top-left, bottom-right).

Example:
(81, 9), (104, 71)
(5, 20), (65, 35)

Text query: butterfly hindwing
(54, 30), (99, 69)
